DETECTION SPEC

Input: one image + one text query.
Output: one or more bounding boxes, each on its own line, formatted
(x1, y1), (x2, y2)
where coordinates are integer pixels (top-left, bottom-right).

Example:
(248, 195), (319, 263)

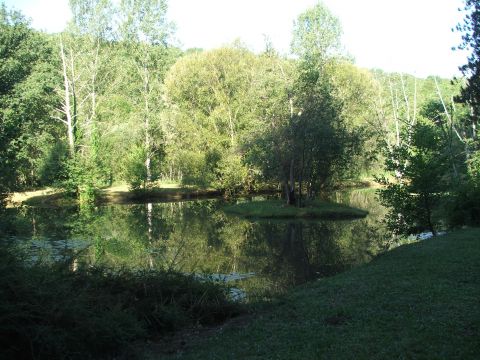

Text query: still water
(2, 189), (389, 299)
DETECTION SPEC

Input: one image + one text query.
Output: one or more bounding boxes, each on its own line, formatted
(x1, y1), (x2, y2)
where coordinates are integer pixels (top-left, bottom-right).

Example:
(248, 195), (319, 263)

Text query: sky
(3, 0), (468, 78)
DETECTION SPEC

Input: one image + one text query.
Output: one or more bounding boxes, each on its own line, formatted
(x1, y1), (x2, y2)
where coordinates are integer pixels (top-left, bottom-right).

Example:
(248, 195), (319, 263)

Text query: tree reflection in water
(4, 189), (389, 300)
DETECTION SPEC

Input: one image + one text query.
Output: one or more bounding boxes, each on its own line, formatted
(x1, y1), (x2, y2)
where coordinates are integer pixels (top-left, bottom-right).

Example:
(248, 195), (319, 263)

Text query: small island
(2, 0), (479, 358)
(223, 199), (368, 220)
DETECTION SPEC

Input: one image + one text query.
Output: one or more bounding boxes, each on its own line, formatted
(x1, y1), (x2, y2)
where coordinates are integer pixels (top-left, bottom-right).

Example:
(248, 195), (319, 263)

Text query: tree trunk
(143, 62), (152, 184)
(423, 194), (436, 236)
(60, 40), (76, 156)
(284, 179), (290, 205)
(288, 159), (296, 205)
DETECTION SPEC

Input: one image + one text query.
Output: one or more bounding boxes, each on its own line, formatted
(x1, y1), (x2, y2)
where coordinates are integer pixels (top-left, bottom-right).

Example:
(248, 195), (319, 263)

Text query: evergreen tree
(457, 0), (480, 127)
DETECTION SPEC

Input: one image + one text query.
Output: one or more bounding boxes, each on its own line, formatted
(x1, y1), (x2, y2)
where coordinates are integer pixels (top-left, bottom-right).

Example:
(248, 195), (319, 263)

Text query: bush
(37, 140), (68, 186)
(177, 150), (214, 187)
(447, 183), (480, 227)
(213, 153), (249, 196)
(121, 145), (148, 191)
(0, 247), (240, 360)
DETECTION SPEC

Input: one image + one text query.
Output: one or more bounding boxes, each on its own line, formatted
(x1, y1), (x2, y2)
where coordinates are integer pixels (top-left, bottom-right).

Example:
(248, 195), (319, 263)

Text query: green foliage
(294, 78), (361, 191)
(121, 145), (148, 190)
(213, 153), (249, 196)
(456, 0), (480, 121)
(447, 183), (480, 226)
(176, 150), (213, 187)
(291, 1), (342, 61)
(164, 47), (260, 190)
(467, 149), (480, 184)
(61, 155), (106, 204)
(3, 0), (473, 210)
(377, 119), (448, 235)
(0, 5), (60, 193)
(37, 138), (69, 185)
(0, 245), (239, 360)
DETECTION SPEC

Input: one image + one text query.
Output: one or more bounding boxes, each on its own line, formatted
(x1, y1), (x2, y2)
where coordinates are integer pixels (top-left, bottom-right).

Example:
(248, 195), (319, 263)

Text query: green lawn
(223, 199), (368, 220)
(158, 228), (480, 359)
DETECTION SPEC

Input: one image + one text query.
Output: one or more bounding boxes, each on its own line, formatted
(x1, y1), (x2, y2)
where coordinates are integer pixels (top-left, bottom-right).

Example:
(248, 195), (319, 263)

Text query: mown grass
(223, 199), (368, 220)
(0, 248), (241, 360)
(159, 228), (480, 359)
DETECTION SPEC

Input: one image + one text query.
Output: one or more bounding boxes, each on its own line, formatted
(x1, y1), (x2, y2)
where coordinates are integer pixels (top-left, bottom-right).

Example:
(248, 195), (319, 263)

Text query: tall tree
(0, 4), (60, 198)
(284, 2), (355, 204)
(457, 0), (480, 130)
(118, 0), (173, 186)
(291, 1), (342, 63)
(164, 46), (259, 192)
(377, 119), (448, 236)
(55, 0), (115, 200)
(456, 0), (480, 181)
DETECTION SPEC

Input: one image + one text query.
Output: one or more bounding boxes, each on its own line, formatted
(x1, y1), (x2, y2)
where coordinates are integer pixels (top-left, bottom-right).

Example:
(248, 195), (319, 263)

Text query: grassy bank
(8, 183), (221, 208)
(223, 199), (368, 220)
(0, 248), (240, 360)
(158, 228), (480, 359)
(98, 184), (221, 205)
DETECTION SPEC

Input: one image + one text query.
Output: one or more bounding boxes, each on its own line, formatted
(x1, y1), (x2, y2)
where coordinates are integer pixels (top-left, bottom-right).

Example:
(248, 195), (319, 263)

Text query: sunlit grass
(7, 187), (61, 206)
(158, 228), (480, 359)
(12, 182), (219, 207)
(223, 199), (368, 219)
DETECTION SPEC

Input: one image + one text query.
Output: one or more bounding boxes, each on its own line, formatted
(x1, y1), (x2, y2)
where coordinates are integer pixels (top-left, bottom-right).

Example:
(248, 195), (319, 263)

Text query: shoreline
(6, 181), (378, 208)
(155, 228), (480, 359)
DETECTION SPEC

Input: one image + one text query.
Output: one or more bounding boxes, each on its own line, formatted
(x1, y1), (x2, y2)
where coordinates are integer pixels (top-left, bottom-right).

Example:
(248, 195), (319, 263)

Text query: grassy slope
(162, 229), (480, 359)
(223, 199), (368, 220)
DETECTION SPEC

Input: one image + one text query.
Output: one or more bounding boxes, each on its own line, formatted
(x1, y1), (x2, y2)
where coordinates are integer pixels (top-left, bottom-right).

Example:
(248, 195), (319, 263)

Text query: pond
(1, 188), (390, 300)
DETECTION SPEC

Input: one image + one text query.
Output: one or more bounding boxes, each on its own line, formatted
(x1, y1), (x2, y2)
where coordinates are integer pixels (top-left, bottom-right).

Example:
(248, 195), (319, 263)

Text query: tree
(279, 2), (359, 205)
(291, 1), (342, 62)
(377, 119), (448, 236)
(54, 0), (116, 200)
(164, 46), (259, 193)
(325, 61), (381, 177)
(457, 0), (480, 127)
(118, 0), (173, 187)
(456, 1), (480, 182)
(242, 50), (295, 194)
(242, 3), (364, 205)
(445, 0), (480, 227)
(0, 4), (60, 200)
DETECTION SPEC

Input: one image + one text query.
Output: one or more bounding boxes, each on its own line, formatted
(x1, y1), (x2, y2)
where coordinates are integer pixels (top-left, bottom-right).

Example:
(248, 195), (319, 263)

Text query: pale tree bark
(388, 80), (400, 147)
(386, 75), (419, 180)
(434, 77), (463, 179)
(84, 38), (101, 148)
(142, 60), (152, 183)
(146, 202), (154, 268)
(56, 38), (77, 156)
(55, 35), (103, 159)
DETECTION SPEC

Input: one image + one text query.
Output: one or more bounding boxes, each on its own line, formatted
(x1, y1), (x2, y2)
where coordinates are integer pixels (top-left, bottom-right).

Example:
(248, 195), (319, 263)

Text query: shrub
(447, 183), (480, 227)
(121, 145), (148, 191)
(0, 247), (240, 359)
(213, 153), (249, 196)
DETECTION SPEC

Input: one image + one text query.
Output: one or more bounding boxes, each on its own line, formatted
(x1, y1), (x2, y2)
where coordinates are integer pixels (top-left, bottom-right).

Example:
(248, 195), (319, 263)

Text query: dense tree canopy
(0, 0), (478, 231)
(0, 5), (59, 199)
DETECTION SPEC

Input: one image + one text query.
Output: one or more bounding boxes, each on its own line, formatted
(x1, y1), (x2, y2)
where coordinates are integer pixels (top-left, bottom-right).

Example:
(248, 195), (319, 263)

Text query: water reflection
(2, 189), (389, 299)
